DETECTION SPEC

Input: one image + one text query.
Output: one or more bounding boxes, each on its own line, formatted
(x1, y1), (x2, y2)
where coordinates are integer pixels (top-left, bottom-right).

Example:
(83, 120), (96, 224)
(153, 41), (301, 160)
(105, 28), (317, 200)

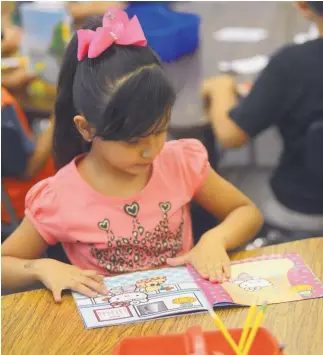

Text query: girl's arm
(2, 218), (108, 301)
(194, 168), (263, 250)
(167, 167), (263, 282)
(1, 218), (49, 289)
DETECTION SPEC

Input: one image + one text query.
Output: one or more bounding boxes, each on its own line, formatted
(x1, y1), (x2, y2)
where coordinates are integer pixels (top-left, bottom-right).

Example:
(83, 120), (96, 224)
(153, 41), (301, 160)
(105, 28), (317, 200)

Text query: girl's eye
(126, 129), (166, 145)
(127, 138), (141, 145)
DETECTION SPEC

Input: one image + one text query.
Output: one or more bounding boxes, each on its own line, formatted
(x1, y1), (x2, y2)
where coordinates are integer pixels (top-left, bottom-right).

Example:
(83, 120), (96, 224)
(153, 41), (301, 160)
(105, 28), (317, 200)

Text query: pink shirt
(25, 139), (210, 276)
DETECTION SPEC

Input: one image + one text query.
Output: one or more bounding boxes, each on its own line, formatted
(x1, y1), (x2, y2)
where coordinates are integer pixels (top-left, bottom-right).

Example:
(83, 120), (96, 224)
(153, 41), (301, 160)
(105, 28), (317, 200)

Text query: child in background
(2, 9), (263, 302)
(201, 1), (323, 243)
(1, 25), (35, 90)
(1, 87), (55, 229)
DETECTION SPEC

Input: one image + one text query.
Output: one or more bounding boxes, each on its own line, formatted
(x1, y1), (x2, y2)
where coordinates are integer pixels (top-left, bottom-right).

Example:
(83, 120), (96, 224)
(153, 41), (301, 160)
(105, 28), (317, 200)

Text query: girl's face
(93, 129), (167, 175)
(74, 114), (169, 176)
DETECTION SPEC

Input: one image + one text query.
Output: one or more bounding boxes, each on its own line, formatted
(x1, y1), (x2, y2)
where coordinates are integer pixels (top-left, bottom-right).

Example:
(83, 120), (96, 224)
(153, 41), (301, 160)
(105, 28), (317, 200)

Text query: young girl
(1, 9), (263, 303)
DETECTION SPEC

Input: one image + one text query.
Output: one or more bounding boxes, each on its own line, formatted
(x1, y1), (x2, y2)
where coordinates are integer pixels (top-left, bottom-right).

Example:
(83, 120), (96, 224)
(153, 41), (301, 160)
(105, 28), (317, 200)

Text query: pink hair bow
(77, 7), (147, 61)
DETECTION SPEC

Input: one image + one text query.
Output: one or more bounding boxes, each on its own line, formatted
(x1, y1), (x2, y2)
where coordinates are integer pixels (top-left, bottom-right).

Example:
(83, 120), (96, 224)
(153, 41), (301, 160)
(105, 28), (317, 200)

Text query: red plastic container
(113, 326), (283, 355)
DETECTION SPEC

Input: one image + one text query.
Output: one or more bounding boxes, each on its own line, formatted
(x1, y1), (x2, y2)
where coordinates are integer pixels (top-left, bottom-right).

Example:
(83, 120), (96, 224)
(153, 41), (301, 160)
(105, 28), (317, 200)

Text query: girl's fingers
(208, 262), (223, 284)
(195, 262), (209, 280)
(72, 283), (98, 298)
(83, 270), (105, 283)
(80, 276), (108, 295)
(222, 259), (231, 280)
(52, 288), (63, 303)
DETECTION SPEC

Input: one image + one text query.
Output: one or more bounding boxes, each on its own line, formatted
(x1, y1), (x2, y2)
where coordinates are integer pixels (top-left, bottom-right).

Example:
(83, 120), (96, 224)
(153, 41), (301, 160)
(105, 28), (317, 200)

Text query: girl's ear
(74, 115), (96, 142)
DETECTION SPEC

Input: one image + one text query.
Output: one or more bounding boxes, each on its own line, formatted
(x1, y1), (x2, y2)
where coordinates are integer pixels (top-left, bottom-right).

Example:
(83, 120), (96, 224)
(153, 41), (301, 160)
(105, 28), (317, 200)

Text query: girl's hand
(35, 259), (108, 302)
(167, 231), (231, 283)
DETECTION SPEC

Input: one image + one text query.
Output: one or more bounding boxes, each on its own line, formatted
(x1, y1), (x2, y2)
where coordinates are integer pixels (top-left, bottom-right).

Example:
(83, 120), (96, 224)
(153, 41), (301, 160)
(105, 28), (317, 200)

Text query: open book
(72, 253), (323, 329)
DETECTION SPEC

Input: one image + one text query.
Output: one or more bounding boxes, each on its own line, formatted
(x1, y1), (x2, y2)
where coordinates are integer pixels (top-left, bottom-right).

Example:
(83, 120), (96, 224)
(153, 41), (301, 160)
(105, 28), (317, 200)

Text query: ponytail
(53, 16), (102, 169)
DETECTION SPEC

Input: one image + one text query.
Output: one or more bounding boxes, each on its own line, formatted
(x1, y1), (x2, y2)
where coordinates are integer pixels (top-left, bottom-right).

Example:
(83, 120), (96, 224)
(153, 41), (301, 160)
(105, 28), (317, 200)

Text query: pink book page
(187, 265), (233, 306)
(187, 253), (323, 306)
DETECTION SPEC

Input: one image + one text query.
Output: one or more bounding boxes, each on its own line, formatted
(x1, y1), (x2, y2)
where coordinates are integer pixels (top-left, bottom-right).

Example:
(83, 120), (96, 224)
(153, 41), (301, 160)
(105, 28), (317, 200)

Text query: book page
(189, 253), (323, 306)
(73, 267), (210, 329)
(223, 253), (323, 305)
(187, 265), (234, 306)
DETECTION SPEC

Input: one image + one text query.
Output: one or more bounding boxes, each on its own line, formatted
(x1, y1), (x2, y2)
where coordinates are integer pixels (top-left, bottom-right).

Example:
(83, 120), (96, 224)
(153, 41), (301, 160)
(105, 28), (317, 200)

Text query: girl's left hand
(167, 231), (231, 283)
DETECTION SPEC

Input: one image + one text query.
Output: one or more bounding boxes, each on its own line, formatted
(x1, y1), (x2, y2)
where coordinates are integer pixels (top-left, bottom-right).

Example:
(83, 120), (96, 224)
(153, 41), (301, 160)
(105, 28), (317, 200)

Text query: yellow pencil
(238, 303), (257, 351)
(242, 302), (268, 355)
(208, 308), (242, 355)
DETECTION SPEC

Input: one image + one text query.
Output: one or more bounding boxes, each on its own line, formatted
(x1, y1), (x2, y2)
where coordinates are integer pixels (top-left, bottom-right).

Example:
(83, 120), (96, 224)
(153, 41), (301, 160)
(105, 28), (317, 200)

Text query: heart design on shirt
(124, 202), (139, 217)
(159, 202), (171, 213)
(98, 219), (110, 231)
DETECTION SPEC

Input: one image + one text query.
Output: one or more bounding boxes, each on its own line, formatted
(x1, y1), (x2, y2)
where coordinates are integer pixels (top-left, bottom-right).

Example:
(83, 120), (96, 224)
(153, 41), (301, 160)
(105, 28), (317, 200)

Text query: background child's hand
(1, 67), (36, 91)
(36, 259), (108, 302)
(167, 231), (231, 283)
(201, 74), (236, 99)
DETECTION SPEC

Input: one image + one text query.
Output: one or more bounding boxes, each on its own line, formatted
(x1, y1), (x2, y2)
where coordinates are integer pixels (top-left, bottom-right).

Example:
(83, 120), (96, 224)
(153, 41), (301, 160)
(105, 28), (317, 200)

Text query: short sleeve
(229, 46), (295, 138)
(25, 179), (62, 245)
(176, 139), (210, 197)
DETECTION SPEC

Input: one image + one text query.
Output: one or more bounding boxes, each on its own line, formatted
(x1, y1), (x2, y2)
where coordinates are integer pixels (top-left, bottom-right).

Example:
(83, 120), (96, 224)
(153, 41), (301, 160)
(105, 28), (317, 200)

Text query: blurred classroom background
(1, 1), (322, 246)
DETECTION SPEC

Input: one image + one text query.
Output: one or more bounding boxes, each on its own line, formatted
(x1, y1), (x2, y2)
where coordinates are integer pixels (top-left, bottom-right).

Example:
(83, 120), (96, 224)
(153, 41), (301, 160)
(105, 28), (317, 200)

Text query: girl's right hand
(35, 259), (109, 302)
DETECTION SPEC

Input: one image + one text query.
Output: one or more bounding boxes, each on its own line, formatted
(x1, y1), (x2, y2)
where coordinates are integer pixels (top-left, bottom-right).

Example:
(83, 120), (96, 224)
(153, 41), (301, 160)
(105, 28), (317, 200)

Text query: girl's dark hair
(54, 16), (176, 169)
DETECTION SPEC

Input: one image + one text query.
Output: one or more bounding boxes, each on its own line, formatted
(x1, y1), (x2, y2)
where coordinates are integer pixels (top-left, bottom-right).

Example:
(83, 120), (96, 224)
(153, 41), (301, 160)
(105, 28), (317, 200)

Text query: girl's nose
(141, 149), (152, 159)
(141, 136), (157, 158)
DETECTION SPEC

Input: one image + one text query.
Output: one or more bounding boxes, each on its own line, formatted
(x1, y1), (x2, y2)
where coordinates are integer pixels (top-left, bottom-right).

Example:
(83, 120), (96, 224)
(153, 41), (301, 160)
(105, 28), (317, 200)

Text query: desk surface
(2, 238), (323, 355)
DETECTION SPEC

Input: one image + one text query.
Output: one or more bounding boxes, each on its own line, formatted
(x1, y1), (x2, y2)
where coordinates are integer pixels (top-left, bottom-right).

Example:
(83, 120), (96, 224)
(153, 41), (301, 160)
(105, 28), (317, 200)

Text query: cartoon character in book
(136, 276), (167, 293)
(108, 285), (137, 296)
(232, 272), (273, 292)
(290, 285), (314, 298)
(107, 285), (148, 308)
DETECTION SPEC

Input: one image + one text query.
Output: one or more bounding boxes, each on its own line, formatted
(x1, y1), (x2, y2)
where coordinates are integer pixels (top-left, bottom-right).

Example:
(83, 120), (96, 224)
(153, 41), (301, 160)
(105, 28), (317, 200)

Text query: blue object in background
(125, 3), (200, 62)
(128, 1), (170, 6)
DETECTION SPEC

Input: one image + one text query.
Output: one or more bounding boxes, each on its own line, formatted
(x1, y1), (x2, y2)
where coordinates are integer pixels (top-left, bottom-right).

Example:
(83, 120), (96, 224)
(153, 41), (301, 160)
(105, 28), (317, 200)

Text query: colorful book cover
(72, 253), (323, 329)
